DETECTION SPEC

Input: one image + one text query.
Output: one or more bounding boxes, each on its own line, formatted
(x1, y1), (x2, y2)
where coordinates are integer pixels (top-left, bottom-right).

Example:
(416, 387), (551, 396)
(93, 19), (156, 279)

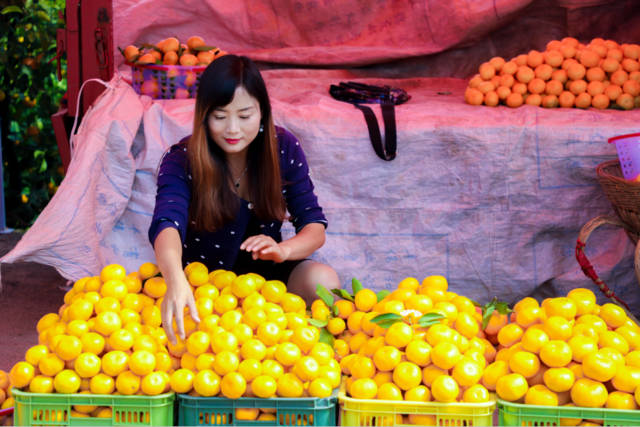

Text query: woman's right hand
(161, 274), (200, 345)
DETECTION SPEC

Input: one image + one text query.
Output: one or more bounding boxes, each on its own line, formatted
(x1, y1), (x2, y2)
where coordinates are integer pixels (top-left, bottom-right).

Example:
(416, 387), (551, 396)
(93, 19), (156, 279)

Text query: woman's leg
(287, 260), (341, 306)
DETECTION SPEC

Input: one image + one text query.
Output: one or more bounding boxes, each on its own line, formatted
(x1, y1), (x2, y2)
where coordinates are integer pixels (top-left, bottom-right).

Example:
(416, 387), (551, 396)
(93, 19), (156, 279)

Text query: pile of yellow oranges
(0, 370), (12, 425)
(7, 261), (339, 421)
(486, 288), (640, 413)
(121, 36), (226, 67)
(165, 262), (340, 404)
(465, 37), (640, 110)
(312, 275), (495, 423)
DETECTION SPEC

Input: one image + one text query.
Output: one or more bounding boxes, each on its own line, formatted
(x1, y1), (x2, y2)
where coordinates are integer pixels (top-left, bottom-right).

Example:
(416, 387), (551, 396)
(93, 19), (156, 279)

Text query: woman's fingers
(162, 302), (176, 345)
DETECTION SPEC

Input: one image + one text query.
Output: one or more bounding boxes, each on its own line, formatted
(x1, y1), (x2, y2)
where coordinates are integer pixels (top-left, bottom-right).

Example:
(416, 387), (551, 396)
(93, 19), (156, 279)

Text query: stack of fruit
(487, 288), (640, 412)
(120, 36), (225, 67)
(7, 263), (172, 417)
(164, 262), (340, 408)
(311, 275), (496, 424)
(465, 37), (640, 109)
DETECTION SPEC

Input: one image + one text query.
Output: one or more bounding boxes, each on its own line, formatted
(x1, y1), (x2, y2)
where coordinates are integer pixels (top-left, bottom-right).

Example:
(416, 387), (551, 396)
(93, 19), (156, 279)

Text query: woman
(149, 55), (340, 344)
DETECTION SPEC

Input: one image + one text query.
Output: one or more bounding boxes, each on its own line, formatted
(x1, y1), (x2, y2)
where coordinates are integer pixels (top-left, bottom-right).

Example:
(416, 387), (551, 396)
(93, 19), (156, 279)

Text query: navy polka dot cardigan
(148, 127), (328, 270)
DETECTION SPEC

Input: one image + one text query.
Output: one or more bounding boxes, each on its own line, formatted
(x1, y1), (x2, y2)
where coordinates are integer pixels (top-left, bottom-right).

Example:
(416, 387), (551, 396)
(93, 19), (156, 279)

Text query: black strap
(353, 102), (396, 161)
(329, 81), (408, 161)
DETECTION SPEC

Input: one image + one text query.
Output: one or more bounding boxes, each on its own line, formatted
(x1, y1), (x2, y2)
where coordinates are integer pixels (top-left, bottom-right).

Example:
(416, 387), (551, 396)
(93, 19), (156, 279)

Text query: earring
(259, 124), (264, 133)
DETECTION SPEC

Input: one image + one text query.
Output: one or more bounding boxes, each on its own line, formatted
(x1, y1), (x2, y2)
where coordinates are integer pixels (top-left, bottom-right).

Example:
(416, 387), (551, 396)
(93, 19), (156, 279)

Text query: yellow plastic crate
(339, 390), (496, 426)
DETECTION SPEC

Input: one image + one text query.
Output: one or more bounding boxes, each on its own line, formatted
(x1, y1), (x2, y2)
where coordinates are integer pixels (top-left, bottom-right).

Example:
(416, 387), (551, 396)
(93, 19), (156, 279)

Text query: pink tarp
(3, 0), (640, 312)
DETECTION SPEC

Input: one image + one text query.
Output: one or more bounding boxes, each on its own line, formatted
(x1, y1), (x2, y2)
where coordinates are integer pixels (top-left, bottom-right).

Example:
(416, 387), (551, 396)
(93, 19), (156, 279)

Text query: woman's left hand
(240, 234), (292, 263)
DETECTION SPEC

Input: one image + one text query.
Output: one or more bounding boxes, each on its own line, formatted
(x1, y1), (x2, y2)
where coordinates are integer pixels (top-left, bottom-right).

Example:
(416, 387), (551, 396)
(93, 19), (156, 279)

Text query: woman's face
(207, 86), (262, 159)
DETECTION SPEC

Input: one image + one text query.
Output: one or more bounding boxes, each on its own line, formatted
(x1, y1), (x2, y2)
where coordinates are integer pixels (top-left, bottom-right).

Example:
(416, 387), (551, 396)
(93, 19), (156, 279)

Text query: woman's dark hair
(188, 54), (285, 231)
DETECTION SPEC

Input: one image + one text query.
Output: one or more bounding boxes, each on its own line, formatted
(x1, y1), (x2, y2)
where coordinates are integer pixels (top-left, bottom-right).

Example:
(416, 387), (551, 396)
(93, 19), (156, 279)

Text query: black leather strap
(329, 81), (407, 161)
(353, 102), (396, 161)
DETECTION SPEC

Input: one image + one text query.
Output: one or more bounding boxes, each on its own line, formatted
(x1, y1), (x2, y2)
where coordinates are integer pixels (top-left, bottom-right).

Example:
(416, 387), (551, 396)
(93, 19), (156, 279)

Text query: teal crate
(177, 393), (338, 426)
(498, 399), (640, 426)
(12, 389), (174, 426)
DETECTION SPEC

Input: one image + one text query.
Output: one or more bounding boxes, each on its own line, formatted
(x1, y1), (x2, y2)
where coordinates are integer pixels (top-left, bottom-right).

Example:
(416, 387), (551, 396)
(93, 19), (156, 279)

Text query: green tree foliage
(1, 0), (66, 229)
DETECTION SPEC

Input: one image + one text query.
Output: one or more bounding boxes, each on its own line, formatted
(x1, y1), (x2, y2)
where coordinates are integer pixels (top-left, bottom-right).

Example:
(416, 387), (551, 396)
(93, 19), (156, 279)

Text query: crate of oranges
(7, 262), (178, 425)
(491, 288), (640, 425)
(120, 36), (227, 99)
(309, 276), (498, 426)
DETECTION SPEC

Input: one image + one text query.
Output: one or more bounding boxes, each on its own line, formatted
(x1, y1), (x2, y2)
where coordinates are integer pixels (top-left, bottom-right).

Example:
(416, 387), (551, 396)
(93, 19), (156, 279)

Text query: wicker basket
(596, 159), (640, 243)
(575, 159), (640, 312)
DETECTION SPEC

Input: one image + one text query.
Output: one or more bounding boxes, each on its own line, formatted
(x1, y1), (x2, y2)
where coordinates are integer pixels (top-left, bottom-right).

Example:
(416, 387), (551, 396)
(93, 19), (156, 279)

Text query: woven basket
(126, 62), (206, 99)
(596, 159), (640, 243)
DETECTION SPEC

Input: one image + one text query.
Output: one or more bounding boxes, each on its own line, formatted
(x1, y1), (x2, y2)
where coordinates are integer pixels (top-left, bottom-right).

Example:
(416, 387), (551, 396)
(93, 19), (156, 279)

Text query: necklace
(233, 167), (248, 188)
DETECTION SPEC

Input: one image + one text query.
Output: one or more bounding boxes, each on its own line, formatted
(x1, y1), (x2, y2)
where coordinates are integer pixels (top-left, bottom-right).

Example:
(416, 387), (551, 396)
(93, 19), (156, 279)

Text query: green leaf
(495, 301), (513, 314)
(417, 312), (445, 328)
(307, 318), (328, 328)
(482, 305), (495, 330)
(39, 158), (47, 173)
(34, 149), (44, 158)
(351, 278), (364, 294)
(331, 288), (354, 302)
(1, 6), (23, 14)
(370, 313), (402, 325)
(376, 290), (390, 302)
(469, 299), (481, 307)
(315, 284), (334, 308)
(191, 45), (217, 52)
(35, 11), (50, 21)
(332, 305), (340, 317)
(374, 319), (402, 329)
(318, 327), (335, 346)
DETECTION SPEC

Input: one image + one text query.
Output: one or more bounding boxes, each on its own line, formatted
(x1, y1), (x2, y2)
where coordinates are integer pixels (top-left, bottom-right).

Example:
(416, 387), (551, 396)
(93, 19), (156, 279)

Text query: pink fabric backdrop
(114, 0), (640, 75)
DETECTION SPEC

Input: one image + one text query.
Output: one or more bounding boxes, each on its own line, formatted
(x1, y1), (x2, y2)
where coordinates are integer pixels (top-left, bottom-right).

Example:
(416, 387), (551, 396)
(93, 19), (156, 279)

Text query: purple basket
(609, 133), (640, 180)
(128, 62), (206, 99)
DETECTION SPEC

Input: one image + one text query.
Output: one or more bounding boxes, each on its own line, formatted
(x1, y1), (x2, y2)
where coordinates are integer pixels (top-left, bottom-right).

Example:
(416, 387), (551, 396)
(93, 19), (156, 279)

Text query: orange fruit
(404, 385), (431, 402)
(606, 391), (637, 410)
(280, 293), (306, 313)
(509, 351), (540, 378)
(452, 358), (482, 387)
(539, 340), (572, 368)
(582, 350), (617, 382)
(262, 359), (284, 380)
(496, 373), (529, 401)
(348, 378), (377, 399)
(521, 327), (549, 353)
(610, 365), (640, 393)
(393, 361), (422, 391)
(55, 335), (83, 361)
(252, 375), (278, 398)
(431, 341), (462, 370)
(141, 371), (167, 396)
(354, 289), (377, 312)
(102, 350), (130, 377)
(497, 323), (524, 347)
(525, 384), (558, 406)
(543, 367), (575, 392)
(212, 351), (239, 376)
(53, 369), (81, 393)
(115, 370), (140, 395)
(543, 316), (572, 341)
(599, 330), (629, 355)
(75, 352), (102, 378)
(89, 373), (115, 394)
(101, 264), (126, 282)
(405, 340), (432, 367)
(482, 360), (509, 391)
(568, 335), (598, 363)
(274, 342), (301, 367)
(170, 368), (195, 394)
(29, 375), (54, 393)
(9, 361), (35, 388)
(128, 350), (156, 376)
(431, 375), (459, 403)
(293, 356), (320, 382)
(377, 382), (403, 400)
(291, 326), (319, 353)
(38, 353), (65, 377)
(571, 378), (607, 408)
(599, 304), (628, 328)
(384, 322), (413, 348)
(100, 279), (128, 301)
(190, 369), (220, 397)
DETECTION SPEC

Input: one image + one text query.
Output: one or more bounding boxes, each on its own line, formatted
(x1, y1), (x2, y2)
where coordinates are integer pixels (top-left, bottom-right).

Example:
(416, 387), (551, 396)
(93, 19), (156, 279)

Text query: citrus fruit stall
(1, 259), (639, 426)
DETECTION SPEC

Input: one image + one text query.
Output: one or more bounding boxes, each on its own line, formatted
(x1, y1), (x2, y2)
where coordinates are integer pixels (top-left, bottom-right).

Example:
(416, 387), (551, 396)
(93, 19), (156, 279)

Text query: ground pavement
(0, 231), (66, 372)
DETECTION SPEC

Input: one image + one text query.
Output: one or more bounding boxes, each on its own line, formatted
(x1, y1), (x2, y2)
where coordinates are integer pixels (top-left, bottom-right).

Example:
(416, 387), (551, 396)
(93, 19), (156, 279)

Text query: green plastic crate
(498, 399), (640, 426)
(339, 390), (496, 426)
(12, 389), (174, 426)
(177, 392), (338, 426)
